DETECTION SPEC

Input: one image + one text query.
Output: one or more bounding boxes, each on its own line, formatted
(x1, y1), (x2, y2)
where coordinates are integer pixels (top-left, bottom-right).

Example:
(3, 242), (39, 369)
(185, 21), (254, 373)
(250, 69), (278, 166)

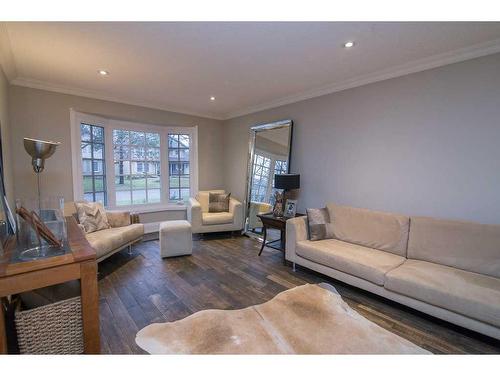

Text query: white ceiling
(2, 22), (500, 120)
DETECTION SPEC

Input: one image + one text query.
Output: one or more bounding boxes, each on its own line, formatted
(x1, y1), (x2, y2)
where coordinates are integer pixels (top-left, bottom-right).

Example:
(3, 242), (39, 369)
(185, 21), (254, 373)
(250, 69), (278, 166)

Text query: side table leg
(258, 226), (267, 256)
(80, 261), (100, 354)
(0, 298), (7, 354)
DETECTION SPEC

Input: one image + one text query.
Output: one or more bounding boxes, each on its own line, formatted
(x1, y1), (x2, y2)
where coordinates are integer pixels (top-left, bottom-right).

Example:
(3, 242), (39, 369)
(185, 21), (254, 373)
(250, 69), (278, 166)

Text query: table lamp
(273, 174), (300, 217)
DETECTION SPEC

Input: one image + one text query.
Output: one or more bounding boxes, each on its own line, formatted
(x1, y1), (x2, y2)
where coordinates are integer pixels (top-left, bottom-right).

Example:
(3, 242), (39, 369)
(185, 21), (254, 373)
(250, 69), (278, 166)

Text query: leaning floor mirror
(244, 119), (293, 237)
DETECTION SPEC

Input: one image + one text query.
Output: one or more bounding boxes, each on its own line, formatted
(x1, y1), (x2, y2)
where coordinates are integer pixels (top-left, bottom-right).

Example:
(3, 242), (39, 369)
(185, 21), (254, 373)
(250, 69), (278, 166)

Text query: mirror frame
(243, 119), (293, 235)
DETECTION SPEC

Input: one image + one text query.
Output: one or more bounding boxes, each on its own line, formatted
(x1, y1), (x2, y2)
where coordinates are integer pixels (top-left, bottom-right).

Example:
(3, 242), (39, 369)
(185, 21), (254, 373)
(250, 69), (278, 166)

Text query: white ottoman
(159, 220), (193, 258)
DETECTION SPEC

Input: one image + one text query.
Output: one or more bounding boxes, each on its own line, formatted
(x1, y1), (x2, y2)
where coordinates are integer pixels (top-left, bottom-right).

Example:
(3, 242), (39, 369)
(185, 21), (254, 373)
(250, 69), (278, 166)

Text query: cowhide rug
(135, 283), (430, 354)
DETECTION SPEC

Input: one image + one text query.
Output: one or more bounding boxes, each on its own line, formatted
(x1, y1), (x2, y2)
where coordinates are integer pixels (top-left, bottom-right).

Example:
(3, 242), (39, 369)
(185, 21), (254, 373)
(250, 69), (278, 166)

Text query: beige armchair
(64, 202), (144, 262)
(247, 201), (273, 230)
(187, 190), (243, 234)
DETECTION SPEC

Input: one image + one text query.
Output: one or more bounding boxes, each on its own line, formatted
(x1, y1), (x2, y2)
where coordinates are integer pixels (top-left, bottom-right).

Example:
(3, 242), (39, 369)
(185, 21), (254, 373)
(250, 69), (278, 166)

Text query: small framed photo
(284, 199), (297, 218)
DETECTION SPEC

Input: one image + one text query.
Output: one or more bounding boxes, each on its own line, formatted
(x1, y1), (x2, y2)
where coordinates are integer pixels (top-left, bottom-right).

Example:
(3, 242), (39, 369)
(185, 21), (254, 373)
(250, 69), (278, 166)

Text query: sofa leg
(128, 245), (132, 255)
(292, 262), (296, 272)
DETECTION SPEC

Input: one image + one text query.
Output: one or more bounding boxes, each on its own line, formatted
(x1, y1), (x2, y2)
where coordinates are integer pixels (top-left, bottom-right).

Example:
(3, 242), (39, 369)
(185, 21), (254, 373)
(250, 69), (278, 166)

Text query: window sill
(107, 203), (187, 214)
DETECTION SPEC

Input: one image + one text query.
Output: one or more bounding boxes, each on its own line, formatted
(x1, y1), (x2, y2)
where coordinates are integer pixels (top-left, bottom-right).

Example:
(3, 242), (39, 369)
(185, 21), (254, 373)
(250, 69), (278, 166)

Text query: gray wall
(0, 68), (14, 208)
(8, 86), (225, 207)
(223, 53), (500, 224)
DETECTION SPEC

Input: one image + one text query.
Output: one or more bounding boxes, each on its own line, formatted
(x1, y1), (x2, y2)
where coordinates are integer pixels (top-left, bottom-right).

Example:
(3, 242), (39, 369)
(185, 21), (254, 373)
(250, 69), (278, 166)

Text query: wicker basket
(15, 296), (84, 354)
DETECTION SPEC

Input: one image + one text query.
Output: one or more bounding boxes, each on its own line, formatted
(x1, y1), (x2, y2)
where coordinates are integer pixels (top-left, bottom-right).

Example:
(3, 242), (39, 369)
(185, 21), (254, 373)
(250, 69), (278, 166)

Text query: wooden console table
(257, 213), (305, 262)
(0, 217), (100, 354)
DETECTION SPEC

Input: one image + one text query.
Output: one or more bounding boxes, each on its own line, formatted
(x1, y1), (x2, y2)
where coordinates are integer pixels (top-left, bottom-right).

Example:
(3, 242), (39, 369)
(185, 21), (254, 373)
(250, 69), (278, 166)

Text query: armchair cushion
(202, 212), (234, 225)
(209, 192), (231, 213)
(196, 190), (225, 213)
(106, 210), (132, 228)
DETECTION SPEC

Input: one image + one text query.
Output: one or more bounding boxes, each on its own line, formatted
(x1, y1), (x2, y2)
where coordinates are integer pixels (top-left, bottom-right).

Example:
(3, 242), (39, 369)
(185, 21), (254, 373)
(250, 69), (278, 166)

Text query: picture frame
(283, 199), (297, 218)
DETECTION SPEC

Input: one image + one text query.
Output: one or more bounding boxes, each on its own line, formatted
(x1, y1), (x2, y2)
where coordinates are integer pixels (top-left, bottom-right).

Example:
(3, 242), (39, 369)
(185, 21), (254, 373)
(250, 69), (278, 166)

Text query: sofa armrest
(286, 216), (308, 262)
(229, 198), (243, 230)
(106, 210), (136, 228)
(187, 197), (202, 232)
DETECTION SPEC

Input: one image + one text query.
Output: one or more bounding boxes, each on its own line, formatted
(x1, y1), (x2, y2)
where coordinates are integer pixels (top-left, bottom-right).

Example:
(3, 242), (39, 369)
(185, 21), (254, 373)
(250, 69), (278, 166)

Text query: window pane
(113, 145), (129, 160)
(115, 175), (131, 190)
(83, 176), (93, 193)
(169, 176), (180, 188)
(169, 162), (181, 175)
(147, 162), (160, 175)
(147, 148), (160, 161)
(92, 126), (104, 143)
(179, 135), (190, 148)
(131, 147), (145, 160)
(168, 134), (179, 148)
(113, 129), (129, 144)
(95, 192), (105, 204)
(180, 189), (190, 201)
(94, 176), (104, 191)
(181, 163), (190, 175)
(130, 131), (145, 145)
(179, 149), (189, 161)
(147, 189), (161, 203)
(168, 149), (179, 160)
(148, 176), (161, 189)
(84, 192), (94, 202)
(180, 176), (190, 188)
(131, 175), (146, 190)
(93, 143), (104, 159)
(146, 133), (160, 147)
(131, 161), (145, 174)
(92, 160), (104, 174)
(132, 190), (147, 205)
(81, 143), (92, 158)
(82, 160), (92, 175)
(116, 191), (131, 206)
(169, 189), (180, 201)
(81, 124), (91, 141)
(114, 160), (130, 175)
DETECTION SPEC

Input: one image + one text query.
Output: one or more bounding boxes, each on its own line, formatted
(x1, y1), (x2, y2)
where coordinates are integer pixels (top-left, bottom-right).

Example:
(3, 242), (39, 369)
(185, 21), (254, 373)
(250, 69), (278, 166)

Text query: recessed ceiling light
(343, 41), (355, 48)
(210, 96), (216, 101)
(98, 70), (109, 76)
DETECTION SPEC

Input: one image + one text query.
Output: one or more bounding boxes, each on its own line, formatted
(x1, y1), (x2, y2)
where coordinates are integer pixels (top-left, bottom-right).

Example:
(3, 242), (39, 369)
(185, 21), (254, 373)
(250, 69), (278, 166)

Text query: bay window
(71, 110), (198, 210)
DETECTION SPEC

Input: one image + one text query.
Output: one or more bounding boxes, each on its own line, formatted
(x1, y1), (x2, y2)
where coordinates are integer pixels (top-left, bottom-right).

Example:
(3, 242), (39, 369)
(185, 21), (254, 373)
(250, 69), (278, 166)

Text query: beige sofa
(286, 203), (500, 340)
(187, 190), (243, 234)
(65, 202), (144, 262)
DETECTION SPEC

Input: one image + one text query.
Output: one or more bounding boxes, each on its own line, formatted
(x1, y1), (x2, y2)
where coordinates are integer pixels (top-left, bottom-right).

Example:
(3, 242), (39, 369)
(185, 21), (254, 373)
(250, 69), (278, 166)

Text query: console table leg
(0, 298), (7, 354)
(80, 261), (100, 354)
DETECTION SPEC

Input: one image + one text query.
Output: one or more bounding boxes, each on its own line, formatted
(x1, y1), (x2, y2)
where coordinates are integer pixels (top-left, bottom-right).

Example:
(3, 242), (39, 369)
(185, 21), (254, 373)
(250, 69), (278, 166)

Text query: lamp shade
(23, 138), (60, 173)
(274, 174), (300, 190)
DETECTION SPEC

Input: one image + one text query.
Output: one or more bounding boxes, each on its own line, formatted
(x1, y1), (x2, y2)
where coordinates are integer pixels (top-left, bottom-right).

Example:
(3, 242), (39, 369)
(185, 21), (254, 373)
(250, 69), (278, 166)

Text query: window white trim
(70, 109), (199, 209)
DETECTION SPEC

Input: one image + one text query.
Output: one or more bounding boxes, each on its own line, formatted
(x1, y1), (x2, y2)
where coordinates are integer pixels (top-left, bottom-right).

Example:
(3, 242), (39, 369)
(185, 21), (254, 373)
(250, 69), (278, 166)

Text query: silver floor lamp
(23, 137), (61, 214)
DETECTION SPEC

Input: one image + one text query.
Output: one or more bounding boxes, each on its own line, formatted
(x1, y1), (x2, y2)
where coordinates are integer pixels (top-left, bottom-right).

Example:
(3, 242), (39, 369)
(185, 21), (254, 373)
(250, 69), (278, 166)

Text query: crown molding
(0, 22), (17, 81)
(10, 77), (225, 120)
(223, 38), (500, 120)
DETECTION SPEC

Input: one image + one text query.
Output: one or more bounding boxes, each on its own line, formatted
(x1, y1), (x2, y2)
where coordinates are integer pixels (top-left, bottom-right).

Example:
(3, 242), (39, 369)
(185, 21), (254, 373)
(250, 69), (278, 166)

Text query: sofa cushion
(196, 190), (225, 213)
(326, 204), (409, 256)
(202, 212), (234, 225)
(209, 192), (231, 213)
(296, 239), (405, 285)
(85, 224), (144, 259)
(75, 201), (110, 233)
(408, 216), (500, 278)
(385, 259), (500, 327)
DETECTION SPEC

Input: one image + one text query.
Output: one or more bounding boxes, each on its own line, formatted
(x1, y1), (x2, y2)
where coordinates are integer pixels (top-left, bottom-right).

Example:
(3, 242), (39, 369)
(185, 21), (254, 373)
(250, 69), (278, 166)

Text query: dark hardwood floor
(97, 234), (500, 354)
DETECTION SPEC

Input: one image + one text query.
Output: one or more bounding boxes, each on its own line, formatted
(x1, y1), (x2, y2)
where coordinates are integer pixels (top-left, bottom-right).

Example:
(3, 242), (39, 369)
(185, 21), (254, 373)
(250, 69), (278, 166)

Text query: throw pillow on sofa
(209, 192), (231, 212)
(306, 207), (334, 241)
(75, 201), (110, 233)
